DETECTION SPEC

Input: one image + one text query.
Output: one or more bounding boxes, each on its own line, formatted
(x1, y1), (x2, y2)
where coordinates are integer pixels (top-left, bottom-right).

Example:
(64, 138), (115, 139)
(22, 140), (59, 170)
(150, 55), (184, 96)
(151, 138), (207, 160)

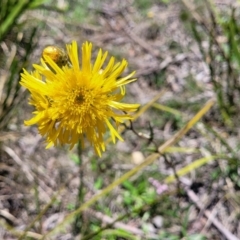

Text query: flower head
(20, 41), (139, 156)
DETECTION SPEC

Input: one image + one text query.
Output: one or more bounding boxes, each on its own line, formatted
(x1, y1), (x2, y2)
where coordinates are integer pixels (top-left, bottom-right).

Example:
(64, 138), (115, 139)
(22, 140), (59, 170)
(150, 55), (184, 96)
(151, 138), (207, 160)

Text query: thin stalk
(72, 141), (86, 236)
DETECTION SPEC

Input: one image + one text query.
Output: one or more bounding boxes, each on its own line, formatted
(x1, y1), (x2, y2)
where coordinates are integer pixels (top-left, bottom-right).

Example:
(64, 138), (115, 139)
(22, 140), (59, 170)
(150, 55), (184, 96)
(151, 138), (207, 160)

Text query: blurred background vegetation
(0, 0), (240, 239)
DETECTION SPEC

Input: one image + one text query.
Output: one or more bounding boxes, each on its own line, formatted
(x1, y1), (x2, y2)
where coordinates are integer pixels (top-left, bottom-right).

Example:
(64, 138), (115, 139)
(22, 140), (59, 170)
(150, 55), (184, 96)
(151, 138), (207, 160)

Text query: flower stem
(72, 141), (86, 236)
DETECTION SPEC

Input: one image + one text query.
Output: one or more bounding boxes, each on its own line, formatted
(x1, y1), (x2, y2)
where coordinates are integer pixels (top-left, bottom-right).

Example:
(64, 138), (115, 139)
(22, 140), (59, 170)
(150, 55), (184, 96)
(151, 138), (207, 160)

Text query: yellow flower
(20, 41), (139, 156)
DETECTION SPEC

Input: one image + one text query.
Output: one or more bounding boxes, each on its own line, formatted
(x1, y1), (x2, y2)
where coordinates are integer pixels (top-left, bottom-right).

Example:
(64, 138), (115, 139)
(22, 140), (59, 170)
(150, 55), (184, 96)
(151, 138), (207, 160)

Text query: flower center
(67, 87), (94, 114)
(75, 94), (84, 104)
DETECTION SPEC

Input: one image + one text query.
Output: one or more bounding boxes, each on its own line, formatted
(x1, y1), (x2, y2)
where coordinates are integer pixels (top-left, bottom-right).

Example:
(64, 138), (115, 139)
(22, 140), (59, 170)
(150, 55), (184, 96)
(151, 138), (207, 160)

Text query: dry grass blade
(164, 155), (222, 183)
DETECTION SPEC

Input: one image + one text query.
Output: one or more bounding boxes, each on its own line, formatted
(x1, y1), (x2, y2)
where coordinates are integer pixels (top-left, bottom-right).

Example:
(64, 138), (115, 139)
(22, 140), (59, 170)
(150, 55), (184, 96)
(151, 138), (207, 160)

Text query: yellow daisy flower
(20, 41), (139, 156)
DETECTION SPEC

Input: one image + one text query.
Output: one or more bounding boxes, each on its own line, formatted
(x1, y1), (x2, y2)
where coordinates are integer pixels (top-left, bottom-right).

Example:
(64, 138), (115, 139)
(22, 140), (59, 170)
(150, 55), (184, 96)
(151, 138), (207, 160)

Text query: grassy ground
(0, 0), (240, 239)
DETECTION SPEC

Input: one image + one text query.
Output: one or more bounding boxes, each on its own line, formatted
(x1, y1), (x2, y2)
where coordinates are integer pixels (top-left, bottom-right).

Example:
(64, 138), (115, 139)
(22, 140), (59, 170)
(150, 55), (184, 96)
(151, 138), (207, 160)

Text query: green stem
(72, 141), (85, 236)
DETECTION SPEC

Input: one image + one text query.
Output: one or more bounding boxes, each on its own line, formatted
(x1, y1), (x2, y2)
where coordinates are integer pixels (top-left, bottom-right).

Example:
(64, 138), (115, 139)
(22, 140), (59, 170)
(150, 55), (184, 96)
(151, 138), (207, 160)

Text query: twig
(82, 208), (159, 240)
(0, 209), (20, 226)
(183, 183), (239, 240)
(122, 119), (158, 149)
(3, 146), (34, 182)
